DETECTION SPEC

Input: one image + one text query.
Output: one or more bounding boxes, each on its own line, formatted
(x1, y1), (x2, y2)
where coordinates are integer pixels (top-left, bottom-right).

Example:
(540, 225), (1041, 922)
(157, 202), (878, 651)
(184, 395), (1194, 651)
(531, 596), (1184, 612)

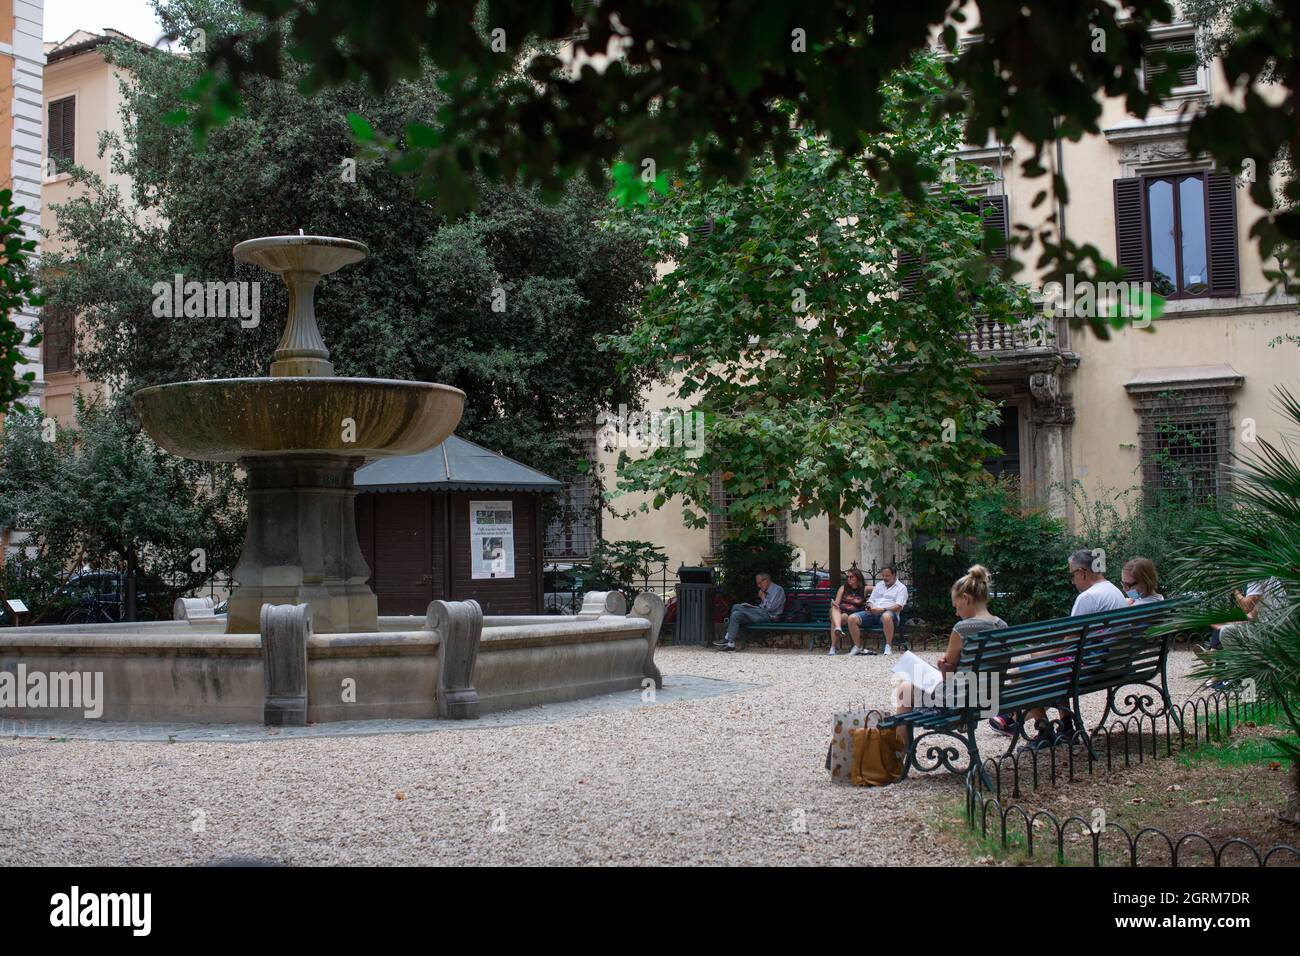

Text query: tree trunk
(828, 499), (841, 589)
(1283, 761), (1300, 828)
(125, 551), (137, 624)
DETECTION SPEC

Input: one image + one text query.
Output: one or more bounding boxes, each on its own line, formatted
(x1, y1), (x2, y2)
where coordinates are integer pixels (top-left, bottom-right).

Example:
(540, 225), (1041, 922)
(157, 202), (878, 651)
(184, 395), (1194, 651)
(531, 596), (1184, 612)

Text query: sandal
(988, 712), (1019, 736)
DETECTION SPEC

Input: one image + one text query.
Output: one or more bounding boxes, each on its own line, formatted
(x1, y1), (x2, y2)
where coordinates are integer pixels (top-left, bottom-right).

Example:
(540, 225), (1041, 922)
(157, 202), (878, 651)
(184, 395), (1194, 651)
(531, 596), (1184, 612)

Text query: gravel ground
(0, 645), (1205, 866)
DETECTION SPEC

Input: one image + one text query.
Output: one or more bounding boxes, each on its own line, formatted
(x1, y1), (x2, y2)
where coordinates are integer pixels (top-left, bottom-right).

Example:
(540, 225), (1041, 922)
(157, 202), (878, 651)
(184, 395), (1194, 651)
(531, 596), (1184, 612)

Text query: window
(708, 471), (788, 555)
(1113, 172), (1239, 298)
(981, 406), (1020, 482)
(1146, 173), (1209, 297)
(42, 307), (75, 374)
(545, 469), (600, 559)
(1142, 35), (1206, 97)
(1133, 388), (1234, 506)
(47, 96), (75, 174)
(899, 193), (1008, 296)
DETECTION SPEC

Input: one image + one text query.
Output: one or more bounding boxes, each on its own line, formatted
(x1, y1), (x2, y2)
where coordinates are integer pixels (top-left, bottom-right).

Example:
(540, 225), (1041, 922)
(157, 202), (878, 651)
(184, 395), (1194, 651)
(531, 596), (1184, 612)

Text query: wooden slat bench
(739, 587), (913, 653)
(875, 600), (1183, 785)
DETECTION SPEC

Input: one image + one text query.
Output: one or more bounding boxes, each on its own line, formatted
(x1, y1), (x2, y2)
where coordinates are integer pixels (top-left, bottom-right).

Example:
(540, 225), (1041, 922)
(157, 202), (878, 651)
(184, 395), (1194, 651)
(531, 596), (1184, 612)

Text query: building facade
(554, 13), (1300, 575)
(39, 29), (141, 425)
(1, 0), (44, 410)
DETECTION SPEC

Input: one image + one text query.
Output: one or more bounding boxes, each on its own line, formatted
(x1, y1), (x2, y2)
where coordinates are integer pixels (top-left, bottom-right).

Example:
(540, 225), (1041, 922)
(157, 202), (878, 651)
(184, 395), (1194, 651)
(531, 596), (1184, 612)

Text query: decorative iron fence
(961, 689), (1300, 867)
(542, 559), (675, 616)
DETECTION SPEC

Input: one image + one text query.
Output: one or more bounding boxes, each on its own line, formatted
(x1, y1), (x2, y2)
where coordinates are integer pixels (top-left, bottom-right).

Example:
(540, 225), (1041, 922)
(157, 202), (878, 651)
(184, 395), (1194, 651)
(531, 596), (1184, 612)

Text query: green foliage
(583, 539), (668, 599)
(715, 535), (797, 604)
(160, 1), (1300, 334)
(606, 56), (1035, 567)
(0, 188), (43, 412)
(41, 0), (652, 491)
(909, 541), (971, 626)
(911, 477), (1212, 629)
(957, 479), (1077, 625)
(1069, 480), (1211, 589)
(1167, 386), (1300, 781)
(0, 397), (244, 622)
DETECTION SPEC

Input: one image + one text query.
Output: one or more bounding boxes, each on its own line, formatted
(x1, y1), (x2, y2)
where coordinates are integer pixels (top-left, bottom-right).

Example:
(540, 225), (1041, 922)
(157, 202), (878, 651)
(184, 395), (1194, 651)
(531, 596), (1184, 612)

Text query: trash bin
(675, 565), (716, 646)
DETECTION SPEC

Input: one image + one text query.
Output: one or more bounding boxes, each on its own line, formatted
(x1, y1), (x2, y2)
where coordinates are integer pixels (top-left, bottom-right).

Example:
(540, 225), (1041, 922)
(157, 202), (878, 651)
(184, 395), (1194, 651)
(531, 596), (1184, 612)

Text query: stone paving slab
(0, 673), (757, 743)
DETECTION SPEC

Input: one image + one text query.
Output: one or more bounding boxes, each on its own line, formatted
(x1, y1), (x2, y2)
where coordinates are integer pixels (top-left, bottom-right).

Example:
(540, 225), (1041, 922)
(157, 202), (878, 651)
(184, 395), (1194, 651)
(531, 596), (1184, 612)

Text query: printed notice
(471, 500), (515, 579)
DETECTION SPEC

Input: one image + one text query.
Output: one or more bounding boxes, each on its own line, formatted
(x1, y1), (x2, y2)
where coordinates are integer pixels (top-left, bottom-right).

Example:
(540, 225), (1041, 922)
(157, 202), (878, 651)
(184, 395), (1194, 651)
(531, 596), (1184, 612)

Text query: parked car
(791, 568), (832, 589)
(543, 566), (591, 614)
(39, 571), (160, 625)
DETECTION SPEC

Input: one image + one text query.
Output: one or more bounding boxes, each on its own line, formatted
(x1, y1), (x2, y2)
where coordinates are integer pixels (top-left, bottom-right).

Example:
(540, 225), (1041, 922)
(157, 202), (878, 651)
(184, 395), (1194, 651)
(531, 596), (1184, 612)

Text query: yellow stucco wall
(41, 45), (125, 424)
(595, 22), (1300, 567)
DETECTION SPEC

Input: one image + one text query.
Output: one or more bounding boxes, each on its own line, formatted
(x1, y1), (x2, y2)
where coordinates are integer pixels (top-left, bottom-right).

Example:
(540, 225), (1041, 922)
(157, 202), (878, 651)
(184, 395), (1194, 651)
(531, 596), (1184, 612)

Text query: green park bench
(739, 586), (913, 653)
(871, 599), (1184, 785)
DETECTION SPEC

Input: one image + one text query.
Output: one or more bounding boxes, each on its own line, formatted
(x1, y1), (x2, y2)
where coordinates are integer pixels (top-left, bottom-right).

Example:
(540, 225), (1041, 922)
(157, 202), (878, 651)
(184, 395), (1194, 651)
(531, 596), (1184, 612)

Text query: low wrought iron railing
(961, 690), (1300, 867)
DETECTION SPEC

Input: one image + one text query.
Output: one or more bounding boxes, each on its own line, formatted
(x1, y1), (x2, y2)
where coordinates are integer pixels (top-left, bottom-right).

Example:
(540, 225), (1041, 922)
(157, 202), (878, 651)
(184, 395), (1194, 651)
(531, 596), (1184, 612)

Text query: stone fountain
(133, 235), (465, 633)
(0, 234), (663, 728)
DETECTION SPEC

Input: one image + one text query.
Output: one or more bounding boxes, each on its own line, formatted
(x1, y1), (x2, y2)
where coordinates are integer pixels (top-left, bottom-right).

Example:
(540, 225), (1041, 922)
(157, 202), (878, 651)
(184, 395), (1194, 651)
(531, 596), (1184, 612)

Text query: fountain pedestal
(227, 455), (376, 634)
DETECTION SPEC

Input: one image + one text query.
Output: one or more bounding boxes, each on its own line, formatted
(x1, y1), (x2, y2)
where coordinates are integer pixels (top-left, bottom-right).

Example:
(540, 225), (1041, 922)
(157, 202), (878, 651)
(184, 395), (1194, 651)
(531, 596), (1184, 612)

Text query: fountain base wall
(0, 594), (664, 725)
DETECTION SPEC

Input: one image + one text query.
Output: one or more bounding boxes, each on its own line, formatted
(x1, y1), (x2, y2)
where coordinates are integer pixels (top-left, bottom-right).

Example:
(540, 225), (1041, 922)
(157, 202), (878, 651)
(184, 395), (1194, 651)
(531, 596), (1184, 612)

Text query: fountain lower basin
(0, 593), (666, 724)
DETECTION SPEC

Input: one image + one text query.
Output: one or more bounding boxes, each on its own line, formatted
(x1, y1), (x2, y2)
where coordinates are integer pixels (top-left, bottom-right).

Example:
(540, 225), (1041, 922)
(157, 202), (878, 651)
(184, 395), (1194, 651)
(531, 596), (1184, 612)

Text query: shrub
(966, 479), (1076, 625)
(715, 534), (797, 604)
(1069, 481), (1210, 595)
(909, 538), (970, 626)
(585, 539), (668, 601)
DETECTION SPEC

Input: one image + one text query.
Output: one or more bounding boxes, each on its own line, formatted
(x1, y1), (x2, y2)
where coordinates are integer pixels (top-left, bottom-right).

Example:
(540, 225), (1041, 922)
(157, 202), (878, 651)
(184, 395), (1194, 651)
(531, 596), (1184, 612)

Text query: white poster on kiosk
(470, 500), (515, 579)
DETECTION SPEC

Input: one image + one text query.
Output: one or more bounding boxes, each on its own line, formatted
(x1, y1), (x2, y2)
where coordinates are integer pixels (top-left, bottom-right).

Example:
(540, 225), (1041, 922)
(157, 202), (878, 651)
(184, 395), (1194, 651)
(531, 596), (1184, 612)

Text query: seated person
(714, 572), (785, 652)
(1196, 579), (1284, 669)
(1122, 557), (1164, 605)
(828, 568), (868, 656)
(847, 563), (907, 656)
(995, 548), (1128, 747)
(893, 565), (1007, 715)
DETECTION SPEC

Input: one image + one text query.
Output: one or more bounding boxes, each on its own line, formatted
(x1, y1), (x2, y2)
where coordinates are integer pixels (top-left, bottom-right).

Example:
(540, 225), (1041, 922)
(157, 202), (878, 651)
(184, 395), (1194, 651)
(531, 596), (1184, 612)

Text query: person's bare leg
(882, 612), (895, 652)
(848, 614), (863, 651)
(1024, 707), (1047, 735)
(829, 607), (843, 652)
(894, 680), (915, 714)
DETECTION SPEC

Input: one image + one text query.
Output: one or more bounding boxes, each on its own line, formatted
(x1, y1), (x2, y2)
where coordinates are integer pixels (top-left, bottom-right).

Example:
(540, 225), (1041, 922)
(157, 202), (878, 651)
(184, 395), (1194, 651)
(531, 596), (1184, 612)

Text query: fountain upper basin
(133, 377), (465, 461)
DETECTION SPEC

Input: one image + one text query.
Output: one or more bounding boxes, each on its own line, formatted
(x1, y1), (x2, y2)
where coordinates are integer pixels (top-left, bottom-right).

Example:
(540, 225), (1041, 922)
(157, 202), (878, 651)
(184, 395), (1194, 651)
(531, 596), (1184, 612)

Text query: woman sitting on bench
(892, 565), (1006, 713)
(828, 568), (868, 656)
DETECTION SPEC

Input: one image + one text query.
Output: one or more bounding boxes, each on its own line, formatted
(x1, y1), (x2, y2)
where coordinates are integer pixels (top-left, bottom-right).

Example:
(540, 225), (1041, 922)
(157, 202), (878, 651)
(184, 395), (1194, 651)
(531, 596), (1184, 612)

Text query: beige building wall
(40, 31), (135, 425)
(587, 12), (1299, 574)
(1, 0), (44, 410)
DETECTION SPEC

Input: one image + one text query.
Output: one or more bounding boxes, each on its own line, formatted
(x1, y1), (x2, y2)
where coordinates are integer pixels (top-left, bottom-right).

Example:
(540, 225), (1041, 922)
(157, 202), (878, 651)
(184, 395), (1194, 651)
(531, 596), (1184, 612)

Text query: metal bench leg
(967, 718), (993, 791)
(1161, 668), (1185, 733)
(898, 725), (915, 782)
(1071, 688), (1098, 761)
(1092, 687), (1118, 735)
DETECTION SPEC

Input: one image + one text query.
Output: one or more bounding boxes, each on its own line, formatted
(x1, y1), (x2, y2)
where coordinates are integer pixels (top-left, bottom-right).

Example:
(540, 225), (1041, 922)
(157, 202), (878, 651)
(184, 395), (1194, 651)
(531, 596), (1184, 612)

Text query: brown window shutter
(897, 248), (923, 297)
(47, 100), (62, 165)
(1143, 38), (1199, 90)
(48, 97), (75, 170)
(42, 307), (75, 373)
(1206, 172), (1240, 297)
(1113, 177), (1147, 283)
(979, 194), (1010, 259)
(62, 98), (75, 164)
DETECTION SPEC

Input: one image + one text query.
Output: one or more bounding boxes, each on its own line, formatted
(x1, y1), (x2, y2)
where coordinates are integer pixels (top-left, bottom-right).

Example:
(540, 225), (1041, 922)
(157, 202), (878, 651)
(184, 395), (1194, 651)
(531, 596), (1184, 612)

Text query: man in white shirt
(847, 564), (908, 656)
(1069, 548), (1128, 616)
(1017, 549), (1127, 749)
